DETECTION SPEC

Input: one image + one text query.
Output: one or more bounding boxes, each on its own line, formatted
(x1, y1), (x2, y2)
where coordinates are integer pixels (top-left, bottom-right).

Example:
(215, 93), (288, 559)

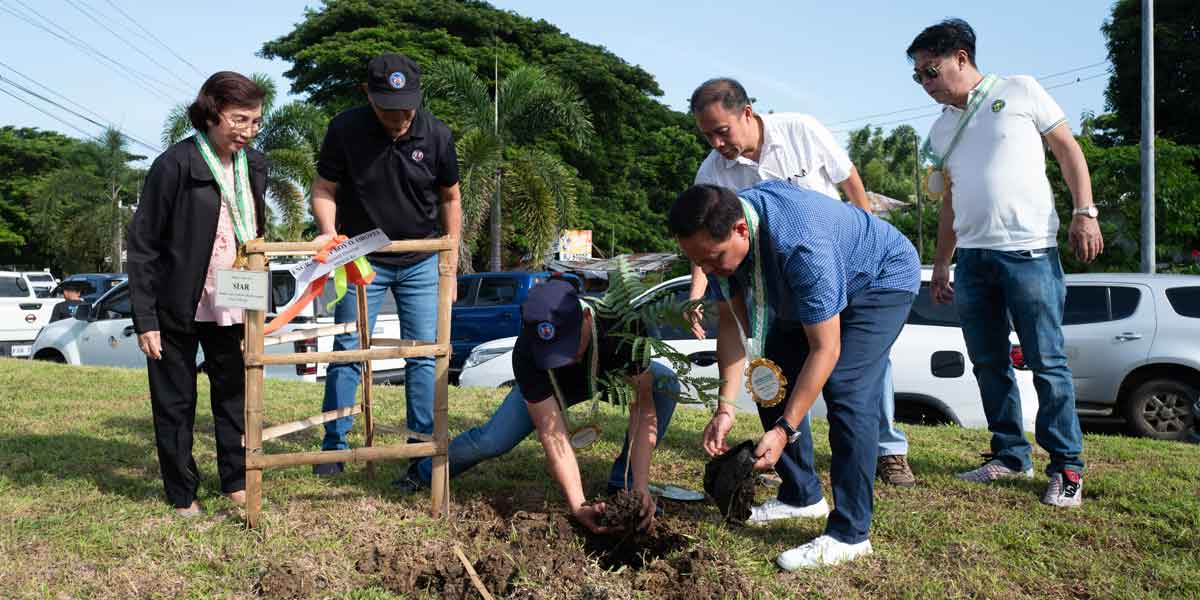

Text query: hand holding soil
(571, 502), (612, 534)
(596, 490), (653, 533)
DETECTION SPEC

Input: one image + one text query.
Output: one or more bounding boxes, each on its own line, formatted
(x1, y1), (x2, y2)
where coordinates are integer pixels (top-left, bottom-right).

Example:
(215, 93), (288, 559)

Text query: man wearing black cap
(398, 278), (680, 533)
(49, 281), (89, 322)
(309, 53), (462, 480)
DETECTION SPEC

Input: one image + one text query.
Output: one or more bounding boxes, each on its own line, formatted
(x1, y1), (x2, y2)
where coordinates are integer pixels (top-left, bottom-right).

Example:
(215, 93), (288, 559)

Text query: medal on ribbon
(719, 198), (787, 408)
(921, 74), (998, 201)
(194, 132), (257, 262)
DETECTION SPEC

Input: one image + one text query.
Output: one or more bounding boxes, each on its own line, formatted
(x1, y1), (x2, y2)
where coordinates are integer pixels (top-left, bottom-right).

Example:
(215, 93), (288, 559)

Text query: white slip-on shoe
(776, 535), (873, 571)
(747, 497), (830, 526)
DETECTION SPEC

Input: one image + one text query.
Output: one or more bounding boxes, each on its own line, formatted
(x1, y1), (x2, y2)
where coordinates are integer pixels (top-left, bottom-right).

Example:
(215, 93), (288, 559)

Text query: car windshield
(26, 274), (53, 282)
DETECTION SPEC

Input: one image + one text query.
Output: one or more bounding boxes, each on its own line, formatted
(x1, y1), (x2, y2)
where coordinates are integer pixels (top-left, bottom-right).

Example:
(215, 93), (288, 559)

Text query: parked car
(451, 271), (581, 376)
(458, 272), (1040, 432)
(0, 270), (56, 358)
(55, 273), (128, 304)
(1057, 273), (1200, 440)
(21, 271), (58, 297)
(30, 264), (407, 383)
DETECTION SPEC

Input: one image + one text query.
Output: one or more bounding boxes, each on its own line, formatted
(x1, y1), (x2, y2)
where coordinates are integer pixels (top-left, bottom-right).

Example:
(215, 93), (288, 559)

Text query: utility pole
(110, 175), (122, 272)
(1140, 0), (1155, 273)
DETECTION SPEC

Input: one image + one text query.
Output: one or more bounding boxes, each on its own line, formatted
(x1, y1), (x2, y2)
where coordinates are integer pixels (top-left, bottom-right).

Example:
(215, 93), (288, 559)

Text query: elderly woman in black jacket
(127, 71), (268, 516)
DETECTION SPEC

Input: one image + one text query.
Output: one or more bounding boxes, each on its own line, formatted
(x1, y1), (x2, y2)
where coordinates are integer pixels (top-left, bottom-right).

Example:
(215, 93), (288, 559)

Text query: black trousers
(146, 322), (246, 508)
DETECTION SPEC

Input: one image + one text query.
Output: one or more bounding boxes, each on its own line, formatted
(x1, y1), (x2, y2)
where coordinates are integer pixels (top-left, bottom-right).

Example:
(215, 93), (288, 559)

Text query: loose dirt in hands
(260, 497), (757, 599)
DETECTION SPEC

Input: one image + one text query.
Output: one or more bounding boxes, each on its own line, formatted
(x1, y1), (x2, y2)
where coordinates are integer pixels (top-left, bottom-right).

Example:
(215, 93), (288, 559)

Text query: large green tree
(162, 74), (328, 240)
(29, 128), (143, 273)
(260, 0), (707, 262)
(1102, 0), (1200, 145)
(0, 127), (90, 267)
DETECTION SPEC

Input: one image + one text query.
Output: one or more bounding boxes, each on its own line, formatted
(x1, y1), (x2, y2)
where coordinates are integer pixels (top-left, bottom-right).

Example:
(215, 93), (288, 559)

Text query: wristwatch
(773, 417), (803, 444)
(1073, 205), (1098, 218)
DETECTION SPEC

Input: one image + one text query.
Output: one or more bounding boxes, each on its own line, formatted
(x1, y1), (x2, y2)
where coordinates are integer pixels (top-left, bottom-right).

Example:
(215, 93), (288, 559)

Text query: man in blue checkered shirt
(670, 180), (919, 570)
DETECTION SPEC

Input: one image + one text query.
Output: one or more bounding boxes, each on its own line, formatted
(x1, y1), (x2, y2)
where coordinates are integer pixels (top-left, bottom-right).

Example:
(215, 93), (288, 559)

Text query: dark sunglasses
(912, 65), (940, 84)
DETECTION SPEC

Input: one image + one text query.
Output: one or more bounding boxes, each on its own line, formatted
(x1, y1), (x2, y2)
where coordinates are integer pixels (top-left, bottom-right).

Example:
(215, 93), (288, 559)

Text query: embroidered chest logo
(991, 99), (1006, 113)
(537, 321), (556, 340)
(388, 71), (406, 89)
(411, 149), (425, 162)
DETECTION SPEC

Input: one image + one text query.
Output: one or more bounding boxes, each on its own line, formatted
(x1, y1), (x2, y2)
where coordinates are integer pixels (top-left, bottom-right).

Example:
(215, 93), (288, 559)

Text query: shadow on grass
(0, 430), (162, 502)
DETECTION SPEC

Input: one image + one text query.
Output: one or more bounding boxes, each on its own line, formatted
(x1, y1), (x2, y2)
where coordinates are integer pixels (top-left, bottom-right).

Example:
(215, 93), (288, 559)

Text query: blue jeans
(759, 288), (915, 544)
(414, 362), (679, 491)
(954, 248), (1084, 475)
(321, 255), (438, 451)
(878, 359), (908, 456)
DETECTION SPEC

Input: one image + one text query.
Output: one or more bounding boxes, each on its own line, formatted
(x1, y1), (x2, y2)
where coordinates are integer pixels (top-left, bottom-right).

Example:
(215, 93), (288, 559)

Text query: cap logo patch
(411, 149), (424, 162)
(388, 71), (406, 89)
(537, 321), (555, 341)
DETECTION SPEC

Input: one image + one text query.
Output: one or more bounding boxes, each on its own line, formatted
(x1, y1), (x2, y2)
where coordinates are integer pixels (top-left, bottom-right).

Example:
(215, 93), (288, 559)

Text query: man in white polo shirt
(908, 18), (1103, 508)
(687, 78), (918, 515)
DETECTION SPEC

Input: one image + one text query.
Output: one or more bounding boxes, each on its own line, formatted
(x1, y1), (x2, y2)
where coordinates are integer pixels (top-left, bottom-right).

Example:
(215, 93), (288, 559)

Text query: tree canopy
(260, 0), (707, 265)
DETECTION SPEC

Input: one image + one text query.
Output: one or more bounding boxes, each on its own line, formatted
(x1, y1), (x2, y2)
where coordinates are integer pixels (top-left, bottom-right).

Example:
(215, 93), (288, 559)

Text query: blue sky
(0, 1), (1116, 159)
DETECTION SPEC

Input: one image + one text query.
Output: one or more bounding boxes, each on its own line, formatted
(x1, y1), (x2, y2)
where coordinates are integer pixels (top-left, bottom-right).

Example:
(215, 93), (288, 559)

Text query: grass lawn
(0, 358), (1197, 599)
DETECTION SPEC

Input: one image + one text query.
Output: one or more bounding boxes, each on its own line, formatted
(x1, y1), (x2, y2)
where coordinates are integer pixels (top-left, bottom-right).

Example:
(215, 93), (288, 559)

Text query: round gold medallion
(746, 358), (787, 407)
(569, 424), (602, 449)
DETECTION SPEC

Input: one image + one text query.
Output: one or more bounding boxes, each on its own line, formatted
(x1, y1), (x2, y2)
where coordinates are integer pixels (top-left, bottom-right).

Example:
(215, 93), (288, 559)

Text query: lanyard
(921, 74), (998, 169)
(548, 300), (599, 417)
(194, 132), (256, 245)
(718, 197), (767, 361)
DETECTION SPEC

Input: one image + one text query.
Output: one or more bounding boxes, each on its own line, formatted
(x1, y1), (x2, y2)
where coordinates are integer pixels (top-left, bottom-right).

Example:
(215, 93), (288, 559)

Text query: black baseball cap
(365, 53), (422, 110)
(522, 279), (584, 370)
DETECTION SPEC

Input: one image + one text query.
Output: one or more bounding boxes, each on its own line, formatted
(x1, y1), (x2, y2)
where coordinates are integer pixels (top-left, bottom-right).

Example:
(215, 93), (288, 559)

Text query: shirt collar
(945, 77), (990, 113)
(718, 115), (777, 169)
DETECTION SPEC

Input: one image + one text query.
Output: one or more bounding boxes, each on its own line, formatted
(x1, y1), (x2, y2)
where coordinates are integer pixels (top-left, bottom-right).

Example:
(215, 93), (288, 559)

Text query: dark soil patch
(704, 439), (758, 523)
(332, 495), (758, 599)
(257, 563), (315, 599)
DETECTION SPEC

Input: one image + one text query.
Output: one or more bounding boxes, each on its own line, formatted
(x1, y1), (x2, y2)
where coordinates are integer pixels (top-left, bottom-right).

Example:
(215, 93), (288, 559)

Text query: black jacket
(128, 136), (268, 334)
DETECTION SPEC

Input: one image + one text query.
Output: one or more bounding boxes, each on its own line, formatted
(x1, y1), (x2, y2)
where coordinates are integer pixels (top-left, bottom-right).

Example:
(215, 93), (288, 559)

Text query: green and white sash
(548, 299), (602, 448)
(718, 198), (766, 361)
(920, 74), (998, 194)
(195, 132), (256, 245)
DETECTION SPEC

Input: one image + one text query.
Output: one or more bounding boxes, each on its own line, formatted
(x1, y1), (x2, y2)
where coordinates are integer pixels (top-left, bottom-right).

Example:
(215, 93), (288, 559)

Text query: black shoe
(391, 474), (425, 495)
(313, 462), (344, 477)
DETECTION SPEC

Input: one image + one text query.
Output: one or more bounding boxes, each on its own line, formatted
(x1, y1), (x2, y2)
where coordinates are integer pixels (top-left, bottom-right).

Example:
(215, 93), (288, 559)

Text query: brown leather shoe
(878, 454), (916, 487)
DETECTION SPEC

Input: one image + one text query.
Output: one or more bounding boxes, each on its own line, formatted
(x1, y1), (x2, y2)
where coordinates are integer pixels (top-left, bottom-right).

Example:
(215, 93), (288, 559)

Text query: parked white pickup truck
(0, 270), (57, 358)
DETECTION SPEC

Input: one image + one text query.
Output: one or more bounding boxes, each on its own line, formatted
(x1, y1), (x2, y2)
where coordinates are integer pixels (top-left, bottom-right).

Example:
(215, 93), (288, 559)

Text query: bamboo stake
(373, 424), (434, 442)
(243, 251), (267, 529)
(263, 322), (356, 347)
(453, 545), (495, 600)
(245, 443), (437, 470)
(245, 237), (454, 255)
(431, 242), (455, 517)
(244, 344), (448, 367)
(356, 283), (376, 479)
(242, 404), (363, 445)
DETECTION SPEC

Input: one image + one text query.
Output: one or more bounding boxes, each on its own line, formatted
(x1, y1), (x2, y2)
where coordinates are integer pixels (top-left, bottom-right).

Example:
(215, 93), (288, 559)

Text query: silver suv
(1058, 274), (1200, 440)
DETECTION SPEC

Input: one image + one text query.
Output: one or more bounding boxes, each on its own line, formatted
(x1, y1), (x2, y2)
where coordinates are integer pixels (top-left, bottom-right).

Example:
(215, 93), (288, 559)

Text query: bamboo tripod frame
(240, 236), (456, 528)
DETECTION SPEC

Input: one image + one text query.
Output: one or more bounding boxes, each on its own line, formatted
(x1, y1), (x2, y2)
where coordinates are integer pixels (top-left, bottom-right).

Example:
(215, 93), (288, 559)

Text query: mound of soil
(703, 439), (758, 523)
(261, 497), (758, 599)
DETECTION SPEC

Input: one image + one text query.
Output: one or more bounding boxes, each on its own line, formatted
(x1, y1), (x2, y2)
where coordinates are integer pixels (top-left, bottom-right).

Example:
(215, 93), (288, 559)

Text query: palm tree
(161, 74), (327, 240)
(424, 59), (593, 272)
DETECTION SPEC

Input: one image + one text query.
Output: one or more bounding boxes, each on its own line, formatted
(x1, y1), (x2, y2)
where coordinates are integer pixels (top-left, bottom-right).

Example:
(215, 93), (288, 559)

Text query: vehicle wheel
(1122, 378), (1197, 440)
(33, 350), (66, 363)
(893, 396), (954, 426)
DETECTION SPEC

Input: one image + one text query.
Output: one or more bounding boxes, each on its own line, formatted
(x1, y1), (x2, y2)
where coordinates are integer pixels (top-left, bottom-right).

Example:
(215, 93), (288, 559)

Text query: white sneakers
(747, 497), (830, 526)
(777, 535), (873, 571)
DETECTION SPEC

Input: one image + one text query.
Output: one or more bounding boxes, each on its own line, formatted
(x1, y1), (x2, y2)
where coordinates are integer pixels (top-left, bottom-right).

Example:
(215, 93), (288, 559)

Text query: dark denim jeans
(759, 287), (915, 545)
(322, 255), (439, 451)
(954, 247), (1084, 475)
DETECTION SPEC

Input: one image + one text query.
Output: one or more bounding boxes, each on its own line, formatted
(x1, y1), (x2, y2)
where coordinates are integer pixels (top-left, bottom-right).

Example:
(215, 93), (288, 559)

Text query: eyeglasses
(912, 64), (940, 84)
(221, 113), (263, 134)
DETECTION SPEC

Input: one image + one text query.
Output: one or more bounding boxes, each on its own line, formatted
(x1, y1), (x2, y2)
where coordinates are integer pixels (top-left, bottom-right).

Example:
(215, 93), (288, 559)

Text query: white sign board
(558, 229), (592, 261)
(215, 269), (269, 311)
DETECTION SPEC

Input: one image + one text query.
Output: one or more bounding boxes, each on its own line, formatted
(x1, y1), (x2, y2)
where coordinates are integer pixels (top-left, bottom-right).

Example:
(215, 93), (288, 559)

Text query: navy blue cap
(366, 53), (422, 110)
(522, 279), (583, 369)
